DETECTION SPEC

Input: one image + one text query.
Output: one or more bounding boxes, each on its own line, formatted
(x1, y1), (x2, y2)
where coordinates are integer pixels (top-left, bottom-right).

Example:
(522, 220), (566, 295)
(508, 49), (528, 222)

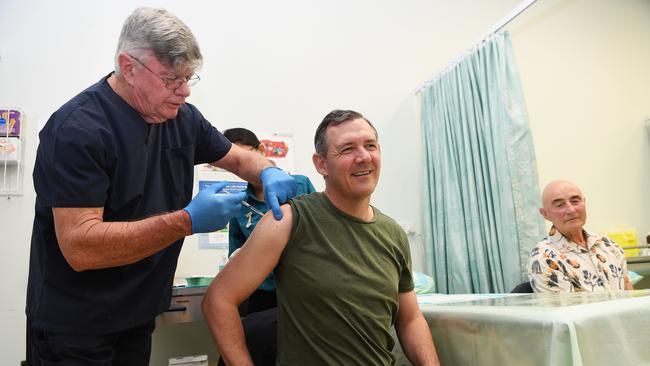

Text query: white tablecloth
(393, 290), (650, 366)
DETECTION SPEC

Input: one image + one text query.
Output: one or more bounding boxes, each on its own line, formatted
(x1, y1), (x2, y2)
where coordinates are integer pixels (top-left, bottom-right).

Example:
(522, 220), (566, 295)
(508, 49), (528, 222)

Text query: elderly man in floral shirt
(528, 180), (634, 292)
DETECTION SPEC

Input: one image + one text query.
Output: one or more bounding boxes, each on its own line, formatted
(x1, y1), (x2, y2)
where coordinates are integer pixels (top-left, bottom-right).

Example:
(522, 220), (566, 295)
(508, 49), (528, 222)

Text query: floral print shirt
(528, 229), (630, 293)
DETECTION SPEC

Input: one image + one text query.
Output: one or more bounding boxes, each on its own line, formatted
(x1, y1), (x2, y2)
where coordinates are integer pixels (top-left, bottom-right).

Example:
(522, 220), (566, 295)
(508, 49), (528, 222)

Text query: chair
(511, 281), (533, 293)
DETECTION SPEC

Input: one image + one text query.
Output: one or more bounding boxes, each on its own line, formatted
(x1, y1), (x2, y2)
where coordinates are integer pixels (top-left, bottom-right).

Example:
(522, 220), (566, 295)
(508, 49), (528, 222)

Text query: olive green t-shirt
(274, 192), (414, 365)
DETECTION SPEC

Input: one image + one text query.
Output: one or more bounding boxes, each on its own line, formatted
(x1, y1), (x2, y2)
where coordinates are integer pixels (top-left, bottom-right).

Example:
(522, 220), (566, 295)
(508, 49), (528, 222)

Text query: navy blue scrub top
(27, 74), (231, 335)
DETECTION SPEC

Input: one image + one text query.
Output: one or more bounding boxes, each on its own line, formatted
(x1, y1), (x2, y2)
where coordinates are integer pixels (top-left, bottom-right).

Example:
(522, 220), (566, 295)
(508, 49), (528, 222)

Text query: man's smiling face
(315, 117), (381, 202)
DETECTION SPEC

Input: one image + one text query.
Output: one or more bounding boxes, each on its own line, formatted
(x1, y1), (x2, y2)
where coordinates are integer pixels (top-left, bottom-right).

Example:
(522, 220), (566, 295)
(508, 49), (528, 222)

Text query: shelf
(0, 108), (25, 197)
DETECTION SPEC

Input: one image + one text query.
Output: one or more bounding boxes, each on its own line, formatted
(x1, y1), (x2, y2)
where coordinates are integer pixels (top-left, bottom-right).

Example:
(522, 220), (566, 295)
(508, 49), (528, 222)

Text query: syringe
(223, 189), (265, 216)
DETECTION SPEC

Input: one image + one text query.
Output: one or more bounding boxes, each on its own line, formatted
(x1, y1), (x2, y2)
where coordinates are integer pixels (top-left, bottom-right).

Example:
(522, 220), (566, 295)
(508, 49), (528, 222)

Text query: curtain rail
(414, 0), (539, 95)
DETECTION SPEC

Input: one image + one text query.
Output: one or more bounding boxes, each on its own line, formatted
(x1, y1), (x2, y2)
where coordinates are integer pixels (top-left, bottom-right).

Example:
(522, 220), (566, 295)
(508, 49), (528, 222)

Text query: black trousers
(26, 318), (155, 366)
(238, 289), (277, 317)
(218, 307), (278, 366)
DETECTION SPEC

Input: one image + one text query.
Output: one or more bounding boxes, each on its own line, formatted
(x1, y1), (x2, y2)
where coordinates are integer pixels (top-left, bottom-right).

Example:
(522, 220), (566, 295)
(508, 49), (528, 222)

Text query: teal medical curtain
(420, 31), (544, 294)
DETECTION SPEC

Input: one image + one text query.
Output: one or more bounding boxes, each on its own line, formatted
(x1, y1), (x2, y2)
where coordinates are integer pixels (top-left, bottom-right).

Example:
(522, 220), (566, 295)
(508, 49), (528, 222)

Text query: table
(628, 255), (650, 289)
(152, 286), (219, 366)
(393, 291), (650, 366)
(156, 286), (207, 326)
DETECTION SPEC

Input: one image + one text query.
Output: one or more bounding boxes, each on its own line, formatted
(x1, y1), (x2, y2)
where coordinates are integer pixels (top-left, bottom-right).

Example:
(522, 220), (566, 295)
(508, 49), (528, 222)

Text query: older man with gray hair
(528, 180), (633, 293)
(26, 7), (296, 365)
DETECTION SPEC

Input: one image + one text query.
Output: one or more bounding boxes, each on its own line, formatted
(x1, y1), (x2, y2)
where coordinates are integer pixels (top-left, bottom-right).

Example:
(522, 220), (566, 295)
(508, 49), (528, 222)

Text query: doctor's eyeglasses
(127, 53), (200, 90)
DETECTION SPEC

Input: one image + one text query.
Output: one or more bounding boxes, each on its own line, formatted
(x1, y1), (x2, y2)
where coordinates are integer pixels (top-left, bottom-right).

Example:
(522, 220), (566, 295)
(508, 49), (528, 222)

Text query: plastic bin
(606, 226), (639, 257)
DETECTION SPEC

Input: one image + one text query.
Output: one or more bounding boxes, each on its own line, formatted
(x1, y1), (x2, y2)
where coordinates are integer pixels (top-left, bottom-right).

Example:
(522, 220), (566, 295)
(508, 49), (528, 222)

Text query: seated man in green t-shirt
(203, 110), (440, 366)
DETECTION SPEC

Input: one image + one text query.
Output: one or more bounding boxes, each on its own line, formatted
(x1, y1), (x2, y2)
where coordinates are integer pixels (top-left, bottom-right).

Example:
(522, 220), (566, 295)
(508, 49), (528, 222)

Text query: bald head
(540, 180), (587, 237)
(541, 180), (583, 208)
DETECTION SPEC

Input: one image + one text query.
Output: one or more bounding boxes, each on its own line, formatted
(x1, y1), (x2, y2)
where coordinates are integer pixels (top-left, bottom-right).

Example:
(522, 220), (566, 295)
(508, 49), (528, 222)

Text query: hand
(260, 167), (297, 220)
(183, 182), (246, 234)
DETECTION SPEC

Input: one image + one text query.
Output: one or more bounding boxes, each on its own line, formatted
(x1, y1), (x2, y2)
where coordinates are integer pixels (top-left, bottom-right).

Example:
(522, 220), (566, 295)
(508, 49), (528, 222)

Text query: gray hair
(114, 7), (202, 75)
(314, 110), (378, 156)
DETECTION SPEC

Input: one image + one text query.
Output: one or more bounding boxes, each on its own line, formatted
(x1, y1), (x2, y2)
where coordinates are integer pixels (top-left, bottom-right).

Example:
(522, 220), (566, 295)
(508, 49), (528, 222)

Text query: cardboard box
(168, 355), (208, 366)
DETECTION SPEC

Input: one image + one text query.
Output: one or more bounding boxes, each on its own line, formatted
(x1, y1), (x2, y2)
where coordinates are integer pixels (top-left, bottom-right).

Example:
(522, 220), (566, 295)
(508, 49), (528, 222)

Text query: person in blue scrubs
(223, 128), (315, 315)
(25, 7), (296, 366)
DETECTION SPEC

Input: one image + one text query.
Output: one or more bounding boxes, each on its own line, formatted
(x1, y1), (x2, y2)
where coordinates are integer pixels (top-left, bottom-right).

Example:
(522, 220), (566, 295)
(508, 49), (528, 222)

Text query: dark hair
(314, 110), (377, 156)
(223, 128), (261, 149)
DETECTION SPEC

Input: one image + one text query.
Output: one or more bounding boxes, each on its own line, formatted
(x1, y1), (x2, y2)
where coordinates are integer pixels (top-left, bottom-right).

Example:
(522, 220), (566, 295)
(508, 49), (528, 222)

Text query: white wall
(508, 0), (650, 237)
(2, 0), (647, 364)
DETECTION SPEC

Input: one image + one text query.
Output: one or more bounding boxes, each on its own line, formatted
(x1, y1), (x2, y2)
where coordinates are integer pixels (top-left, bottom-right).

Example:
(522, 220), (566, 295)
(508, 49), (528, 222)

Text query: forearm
(236, 155), (272, 187)
(55, 208), (191, 271)
(396, 314), (440, 366)
(624, 273), (634, 290)
(203, 209), (292, 364)
(623, 263), (634, 290)
(212, 145), (273, 189)
(203, 294), (253, 365)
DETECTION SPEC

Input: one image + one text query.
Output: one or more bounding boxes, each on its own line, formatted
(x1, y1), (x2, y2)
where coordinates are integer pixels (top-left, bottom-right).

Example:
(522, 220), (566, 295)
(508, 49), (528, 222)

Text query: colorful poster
(257, 132), (295, 173)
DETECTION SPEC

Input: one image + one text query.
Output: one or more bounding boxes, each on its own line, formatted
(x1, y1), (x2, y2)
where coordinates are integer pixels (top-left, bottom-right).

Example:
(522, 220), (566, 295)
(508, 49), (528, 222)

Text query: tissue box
(0, 137), (19, 163)
(169, 355), (208, 366)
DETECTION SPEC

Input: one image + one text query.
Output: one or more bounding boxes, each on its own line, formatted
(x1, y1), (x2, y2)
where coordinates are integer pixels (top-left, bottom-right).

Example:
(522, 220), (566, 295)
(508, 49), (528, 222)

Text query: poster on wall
(257, 132), (295, 173)
(196, 132), (295, 249)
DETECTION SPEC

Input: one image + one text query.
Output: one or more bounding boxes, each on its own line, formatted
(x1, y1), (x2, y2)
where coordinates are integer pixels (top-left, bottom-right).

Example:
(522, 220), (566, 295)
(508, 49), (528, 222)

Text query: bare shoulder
(244, 203), (293, 252)
(256, 204), (293, 231)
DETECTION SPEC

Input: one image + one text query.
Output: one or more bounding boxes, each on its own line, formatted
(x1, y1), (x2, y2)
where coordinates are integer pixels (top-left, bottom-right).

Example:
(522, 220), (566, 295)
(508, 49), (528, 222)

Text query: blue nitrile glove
(260, 166), (297, 220)
(183, 182), (246, 234)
